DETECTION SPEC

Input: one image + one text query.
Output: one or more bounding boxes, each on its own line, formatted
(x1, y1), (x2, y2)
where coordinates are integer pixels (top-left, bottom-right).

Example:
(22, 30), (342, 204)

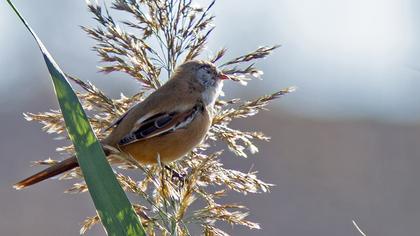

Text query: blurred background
(1, 0), (420, 235)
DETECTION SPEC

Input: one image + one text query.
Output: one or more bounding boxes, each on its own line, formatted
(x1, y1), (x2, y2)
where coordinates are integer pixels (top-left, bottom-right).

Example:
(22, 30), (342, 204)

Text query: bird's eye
(196, 65), (217, 85)
(201, 65), (211, 73)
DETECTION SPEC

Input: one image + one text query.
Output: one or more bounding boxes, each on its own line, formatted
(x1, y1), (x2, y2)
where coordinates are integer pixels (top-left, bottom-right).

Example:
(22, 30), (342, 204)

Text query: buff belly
(120, 112), (210, 164)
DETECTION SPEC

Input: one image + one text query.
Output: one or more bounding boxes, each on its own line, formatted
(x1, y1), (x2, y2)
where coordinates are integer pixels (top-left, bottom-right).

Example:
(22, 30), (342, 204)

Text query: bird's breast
(120, 109), (211, 164)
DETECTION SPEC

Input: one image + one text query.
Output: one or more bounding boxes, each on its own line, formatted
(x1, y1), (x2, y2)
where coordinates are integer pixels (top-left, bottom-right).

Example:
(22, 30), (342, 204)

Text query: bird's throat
(201, 80), (223, 106)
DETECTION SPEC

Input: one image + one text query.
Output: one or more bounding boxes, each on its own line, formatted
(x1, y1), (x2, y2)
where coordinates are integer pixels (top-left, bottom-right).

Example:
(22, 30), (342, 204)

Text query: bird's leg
(164, 165), (186, 184)
(156, 154), (186, 185)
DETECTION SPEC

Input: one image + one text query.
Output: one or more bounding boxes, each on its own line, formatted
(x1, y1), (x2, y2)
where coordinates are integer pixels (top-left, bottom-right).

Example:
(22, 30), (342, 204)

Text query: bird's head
(175, 60), (230, 105)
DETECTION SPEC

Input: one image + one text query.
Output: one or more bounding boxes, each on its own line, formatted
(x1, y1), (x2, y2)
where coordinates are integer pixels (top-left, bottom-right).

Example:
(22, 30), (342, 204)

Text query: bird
(14, 60), (230, 190)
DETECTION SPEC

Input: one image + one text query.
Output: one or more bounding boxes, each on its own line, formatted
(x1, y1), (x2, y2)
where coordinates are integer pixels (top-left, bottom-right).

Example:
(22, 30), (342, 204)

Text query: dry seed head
(24, 0), (294, 235)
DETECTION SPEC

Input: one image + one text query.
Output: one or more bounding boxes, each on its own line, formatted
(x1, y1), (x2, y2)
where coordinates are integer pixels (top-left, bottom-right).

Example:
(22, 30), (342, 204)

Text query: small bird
(14, 60), (230, 190)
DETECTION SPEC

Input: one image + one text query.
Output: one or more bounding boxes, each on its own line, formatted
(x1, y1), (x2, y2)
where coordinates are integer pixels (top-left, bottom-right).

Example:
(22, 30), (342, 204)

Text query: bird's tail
(13, 156), (79, 190)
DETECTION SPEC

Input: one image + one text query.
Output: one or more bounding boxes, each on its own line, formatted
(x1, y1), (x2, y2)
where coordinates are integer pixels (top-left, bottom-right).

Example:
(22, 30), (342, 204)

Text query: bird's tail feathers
(13, 156), (79, 190)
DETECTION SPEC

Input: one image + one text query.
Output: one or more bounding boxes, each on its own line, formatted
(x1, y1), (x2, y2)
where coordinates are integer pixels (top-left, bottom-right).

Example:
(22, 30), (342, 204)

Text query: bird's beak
(217, 72), (230, 80)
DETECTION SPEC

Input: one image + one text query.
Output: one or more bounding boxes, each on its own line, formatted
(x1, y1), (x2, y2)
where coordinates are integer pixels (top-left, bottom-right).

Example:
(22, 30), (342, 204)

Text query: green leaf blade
(7, 1), (146, 235)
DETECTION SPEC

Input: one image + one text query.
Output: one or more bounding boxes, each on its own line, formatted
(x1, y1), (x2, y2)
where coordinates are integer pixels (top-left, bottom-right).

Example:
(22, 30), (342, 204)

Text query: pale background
(1, 0), (420, 235)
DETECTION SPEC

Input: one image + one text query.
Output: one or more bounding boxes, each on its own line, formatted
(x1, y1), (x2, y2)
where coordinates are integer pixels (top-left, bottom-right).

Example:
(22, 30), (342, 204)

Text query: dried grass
(25, 0), (294, 234)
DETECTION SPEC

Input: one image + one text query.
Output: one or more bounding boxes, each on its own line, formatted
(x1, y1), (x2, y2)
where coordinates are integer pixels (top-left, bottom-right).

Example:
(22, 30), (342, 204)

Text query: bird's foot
(165, 165), (187, 186)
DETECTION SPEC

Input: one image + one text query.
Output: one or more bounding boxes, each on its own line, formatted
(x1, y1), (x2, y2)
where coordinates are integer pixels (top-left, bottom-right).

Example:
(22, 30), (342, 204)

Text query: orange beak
(218, 72), (230, 80)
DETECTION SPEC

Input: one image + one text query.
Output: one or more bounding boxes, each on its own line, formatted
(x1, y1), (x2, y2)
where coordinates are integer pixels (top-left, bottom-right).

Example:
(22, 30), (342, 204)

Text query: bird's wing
(118, 103), (203, 146)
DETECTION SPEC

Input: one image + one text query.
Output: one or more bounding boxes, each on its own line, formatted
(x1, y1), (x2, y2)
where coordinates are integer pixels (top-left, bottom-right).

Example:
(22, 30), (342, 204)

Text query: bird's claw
(165, 165), (187, 186)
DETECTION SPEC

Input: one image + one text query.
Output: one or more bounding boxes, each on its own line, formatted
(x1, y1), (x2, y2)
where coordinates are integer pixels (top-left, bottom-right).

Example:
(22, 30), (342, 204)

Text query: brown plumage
(14, 60), (229, 189)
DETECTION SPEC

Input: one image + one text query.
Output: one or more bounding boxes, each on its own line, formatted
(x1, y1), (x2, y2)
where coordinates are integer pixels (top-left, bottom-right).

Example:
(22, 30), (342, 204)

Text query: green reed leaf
(7, 1), (146, 235)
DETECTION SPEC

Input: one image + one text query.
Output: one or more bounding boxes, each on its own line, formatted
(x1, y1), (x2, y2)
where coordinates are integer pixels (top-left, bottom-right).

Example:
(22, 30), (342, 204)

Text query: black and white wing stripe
(118, 104), (203, 145)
